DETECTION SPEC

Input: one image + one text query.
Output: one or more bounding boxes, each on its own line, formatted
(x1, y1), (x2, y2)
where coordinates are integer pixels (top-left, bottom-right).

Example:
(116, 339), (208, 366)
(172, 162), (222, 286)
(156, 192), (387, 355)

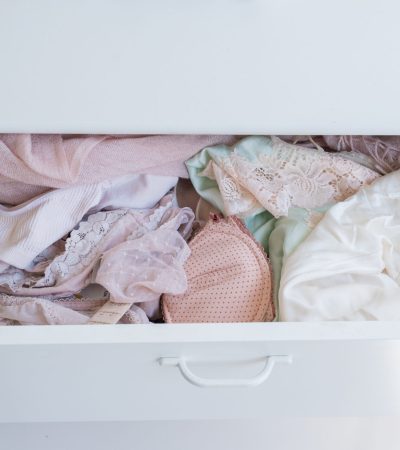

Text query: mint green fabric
(244, 212), (276, 253)
(268, 206), (331, 318)
(185, 143), (233, 215)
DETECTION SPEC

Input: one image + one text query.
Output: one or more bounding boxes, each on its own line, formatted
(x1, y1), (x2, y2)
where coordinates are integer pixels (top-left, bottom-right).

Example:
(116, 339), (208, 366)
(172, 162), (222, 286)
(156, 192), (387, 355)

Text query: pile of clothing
(0, 134), (234, 325)
(188, 134), (400, 321)
(1, 133), (400, 325)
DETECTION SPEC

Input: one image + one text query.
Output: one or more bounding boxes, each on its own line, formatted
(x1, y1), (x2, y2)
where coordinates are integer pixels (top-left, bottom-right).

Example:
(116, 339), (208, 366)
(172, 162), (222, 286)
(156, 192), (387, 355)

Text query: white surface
(1, 0), (400, 440)
(1, 323), (400, 422)
(2, 418), (400, 450)
(1, 0), (400, 134)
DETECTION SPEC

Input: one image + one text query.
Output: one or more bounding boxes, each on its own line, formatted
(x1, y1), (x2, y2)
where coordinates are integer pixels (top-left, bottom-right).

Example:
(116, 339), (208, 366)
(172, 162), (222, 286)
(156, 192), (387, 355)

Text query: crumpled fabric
(0, 134), (237, 205)
(0, 192), (195, 325)
(280, 135), (400, 175)
(0, 195), (194, 302)
(322, 136), (400, 174)
(0, 294), (150, 326)
(0, 294), (88, 325)
(186, 136), (379, 219)
(0, 173), (178, 269)
(95, 228), (191, 319)
(280, 170), (400, 321)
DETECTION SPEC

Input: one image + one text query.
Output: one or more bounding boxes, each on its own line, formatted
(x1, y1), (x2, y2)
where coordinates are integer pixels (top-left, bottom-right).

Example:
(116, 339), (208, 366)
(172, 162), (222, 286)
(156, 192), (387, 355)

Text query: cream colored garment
(199, 136), (379, 218)
(0, 174), (177, 269)
(0, 134), (237, 205)
(280, 170), (400, 321)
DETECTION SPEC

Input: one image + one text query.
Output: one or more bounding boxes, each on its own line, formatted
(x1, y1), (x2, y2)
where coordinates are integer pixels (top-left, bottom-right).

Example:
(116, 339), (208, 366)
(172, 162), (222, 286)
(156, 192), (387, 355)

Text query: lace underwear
(198, 136), (380, 218)
(0, 173), (177, 269)
(0, 194), (195, 301)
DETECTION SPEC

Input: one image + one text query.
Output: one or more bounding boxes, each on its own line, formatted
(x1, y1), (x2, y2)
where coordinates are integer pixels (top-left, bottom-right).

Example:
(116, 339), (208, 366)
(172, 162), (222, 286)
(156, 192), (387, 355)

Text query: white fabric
(280, 170), (400, 321)
(0, 174), (177, 269)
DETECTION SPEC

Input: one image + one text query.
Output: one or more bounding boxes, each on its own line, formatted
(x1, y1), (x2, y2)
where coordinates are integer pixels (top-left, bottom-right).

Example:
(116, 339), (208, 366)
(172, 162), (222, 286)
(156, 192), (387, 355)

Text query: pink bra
(162, 215), (274, 323)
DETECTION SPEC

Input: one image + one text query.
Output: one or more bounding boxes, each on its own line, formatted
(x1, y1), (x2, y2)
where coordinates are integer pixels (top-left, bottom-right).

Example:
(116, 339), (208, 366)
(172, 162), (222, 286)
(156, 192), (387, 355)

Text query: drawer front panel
(0, 0), (400, 134)
(0, 324), (399, 422)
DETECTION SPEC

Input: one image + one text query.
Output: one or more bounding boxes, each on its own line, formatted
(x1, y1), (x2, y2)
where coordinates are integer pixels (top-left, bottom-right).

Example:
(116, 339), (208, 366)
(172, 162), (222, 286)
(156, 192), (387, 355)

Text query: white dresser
(0, 1), (400, 449)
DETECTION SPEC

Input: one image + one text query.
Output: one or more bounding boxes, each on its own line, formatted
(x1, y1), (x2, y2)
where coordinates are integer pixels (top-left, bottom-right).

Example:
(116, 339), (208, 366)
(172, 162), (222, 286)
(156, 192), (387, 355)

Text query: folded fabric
(0, 174), (177, 269)
(0, 195), (194, 305)
(187, 136), (379, 219)
(0, 134), (237, 205)
(162, 215), (274, 323)
(280, 170), (400, 321)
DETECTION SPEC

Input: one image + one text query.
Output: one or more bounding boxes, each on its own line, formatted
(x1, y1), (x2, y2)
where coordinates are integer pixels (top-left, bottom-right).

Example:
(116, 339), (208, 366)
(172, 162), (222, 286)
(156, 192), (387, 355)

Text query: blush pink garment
(162, 215), (274, 323)
(0, 294), (150, 325)
(322, 136), (400, 174)
(0, 294), (88, 325)
(0, 134), (238, 205)
(52, 296), (151, 324)
(94, 228), (190, 323)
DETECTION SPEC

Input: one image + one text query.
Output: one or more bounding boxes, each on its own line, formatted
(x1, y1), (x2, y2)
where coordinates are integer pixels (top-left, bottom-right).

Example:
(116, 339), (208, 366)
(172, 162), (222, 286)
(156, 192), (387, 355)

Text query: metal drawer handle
(159, 355), (293, 388)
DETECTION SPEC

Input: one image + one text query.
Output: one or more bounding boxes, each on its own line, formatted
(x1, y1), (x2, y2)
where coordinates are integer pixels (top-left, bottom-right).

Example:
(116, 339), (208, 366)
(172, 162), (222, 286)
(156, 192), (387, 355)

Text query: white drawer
(1, 322), (400, 423)
(2, 1), (400, 448)
(0, 0), (400, 134)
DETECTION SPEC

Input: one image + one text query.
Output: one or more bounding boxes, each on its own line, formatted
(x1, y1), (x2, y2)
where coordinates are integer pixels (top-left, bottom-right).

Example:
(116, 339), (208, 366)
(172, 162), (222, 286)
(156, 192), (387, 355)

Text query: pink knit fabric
(162, 215), (274, 323)
(0, 134), (238, 204)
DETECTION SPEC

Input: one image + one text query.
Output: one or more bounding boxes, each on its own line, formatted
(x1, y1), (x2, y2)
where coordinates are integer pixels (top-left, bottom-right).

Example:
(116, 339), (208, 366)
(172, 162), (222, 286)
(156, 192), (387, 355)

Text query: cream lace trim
(35, 210), (128, 287)
(208, 136), (379, 218)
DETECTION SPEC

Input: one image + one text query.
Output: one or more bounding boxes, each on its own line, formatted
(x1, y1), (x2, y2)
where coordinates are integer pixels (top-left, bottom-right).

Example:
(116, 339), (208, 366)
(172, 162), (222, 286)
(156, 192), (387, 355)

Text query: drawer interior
(0, 133), (398, 327)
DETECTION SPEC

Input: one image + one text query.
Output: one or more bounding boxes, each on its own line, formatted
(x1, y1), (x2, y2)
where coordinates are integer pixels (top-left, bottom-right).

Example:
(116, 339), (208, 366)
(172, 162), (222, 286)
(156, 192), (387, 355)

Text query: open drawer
(1, 1), (400, 449)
